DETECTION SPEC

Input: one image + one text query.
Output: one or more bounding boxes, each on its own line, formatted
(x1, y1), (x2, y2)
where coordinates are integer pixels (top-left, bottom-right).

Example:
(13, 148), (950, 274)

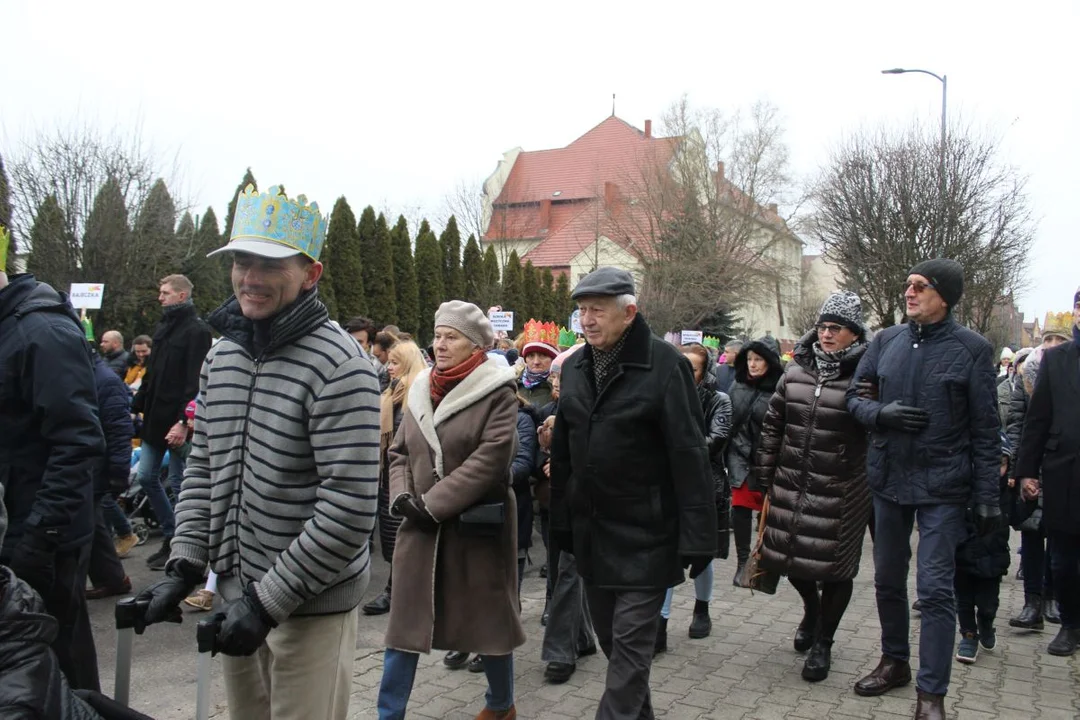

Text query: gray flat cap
(571, 266), (635, 299)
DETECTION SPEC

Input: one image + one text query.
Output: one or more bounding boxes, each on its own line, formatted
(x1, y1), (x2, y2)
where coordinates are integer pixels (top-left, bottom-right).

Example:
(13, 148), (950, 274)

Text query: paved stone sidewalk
(96, 532), (1078, 719)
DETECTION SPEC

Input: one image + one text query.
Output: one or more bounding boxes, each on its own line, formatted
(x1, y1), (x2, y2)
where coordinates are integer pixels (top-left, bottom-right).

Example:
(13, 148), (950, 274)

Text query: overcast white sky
(3, 0), (1076, 323)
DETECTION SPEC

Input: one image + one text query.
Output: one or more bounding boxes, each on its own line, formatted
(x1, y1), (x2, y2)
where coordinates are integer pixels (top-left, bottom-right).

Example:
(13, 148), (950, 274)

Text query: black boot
(688, 600), (712, 639)
(732, 507), (752, 587)
(801, 638), (832, 682)
(654, 617), (668, 654)
(1009, 594), (1044, 630)
(793, 612), (819, 653)
(1046, 627), (1080, 657)
(146, 537), (171, 571)
(1043, 598), (1062, 625)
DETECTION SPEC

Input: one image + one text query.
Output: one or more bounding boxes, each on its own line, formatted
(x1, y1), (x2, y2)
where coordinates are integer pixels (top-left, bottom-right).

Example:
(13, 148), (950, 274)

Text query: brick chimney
(716, 161), (725, 182)
(604, 181), (618, 209)
(644, 119), (652, 139)
(539, 198), (552, 229)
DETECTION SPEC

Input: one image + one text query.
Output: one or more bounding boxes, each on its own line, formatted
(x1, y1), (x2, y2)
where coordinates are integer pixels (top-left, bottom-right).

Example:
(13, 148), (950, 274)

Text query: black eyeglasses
(903, 280), (936, 294)
(815, 323), (845, 335)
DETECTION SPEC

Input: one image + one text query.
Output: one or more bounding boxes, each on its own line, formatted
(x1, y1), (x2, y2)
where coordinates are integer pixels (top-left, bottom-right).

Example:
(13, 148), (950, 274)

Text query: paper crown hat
(209, 185), (326, 261)
(522, 319), (559, 358)
(1043, 311), (1073, 339)
(702, 335), (721, 350)
(557, 327), (578, 348)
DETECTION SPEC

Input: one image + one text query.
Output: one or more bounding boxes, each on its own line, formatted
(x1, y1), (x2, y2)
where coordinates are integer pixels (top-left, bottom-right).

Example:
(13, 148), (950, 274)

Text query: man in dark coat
(131, 273), (212, 570)
(86, 356), (134, 599)
(1014, 287), (1080, 657)
(0, 272), (106, 692)
(846, 259), (1001, 719)
(98, 330), (130, 378)
(550, 267), (715, 720)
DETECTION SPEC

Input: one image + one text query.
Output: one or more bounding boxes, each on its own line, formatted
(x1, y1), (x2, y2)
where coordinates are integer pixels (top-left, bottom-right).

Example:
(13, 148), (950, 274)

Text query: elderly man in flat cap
(549, 267), (715, 720)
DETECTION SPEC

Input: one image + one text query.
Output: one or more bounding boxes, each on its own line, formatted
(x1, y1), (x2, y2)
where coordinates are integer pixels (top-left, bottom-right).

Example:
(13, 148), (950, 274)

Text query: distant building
(481, 116), (803, 342)
(1021, 318), (1041, 347)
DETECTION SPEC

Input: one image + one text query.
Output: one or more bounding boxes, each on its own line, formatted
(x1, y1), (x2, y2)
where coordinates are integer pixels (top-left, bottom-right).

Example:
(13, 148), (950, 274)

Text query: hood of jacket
(0, 566), (57, 649)
(0, 274), (81, 329)
(207, 288), (329, 357)
(734, 337), (783, 390)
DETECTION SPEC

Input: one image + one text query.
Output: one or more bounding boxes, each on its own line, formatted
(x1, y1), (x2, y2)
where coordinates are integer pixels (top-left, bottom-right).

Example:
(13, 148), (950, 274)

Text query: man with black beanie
(1014, 286), (1080, 657)
(846, 258), (1001, 720)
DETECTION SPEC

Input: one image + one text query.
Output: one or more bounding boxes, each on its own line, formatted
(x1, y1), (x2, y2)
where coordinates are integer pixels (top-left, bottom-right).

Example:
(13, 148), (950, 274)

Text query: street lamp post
(882, 67), (948, 244)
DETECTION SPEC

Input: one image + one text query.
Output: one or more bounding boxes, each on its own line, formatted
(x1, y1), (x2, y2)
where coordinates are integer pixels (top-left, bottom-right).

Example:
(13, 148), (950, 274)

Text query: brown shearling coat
(384, 357), (527, 655)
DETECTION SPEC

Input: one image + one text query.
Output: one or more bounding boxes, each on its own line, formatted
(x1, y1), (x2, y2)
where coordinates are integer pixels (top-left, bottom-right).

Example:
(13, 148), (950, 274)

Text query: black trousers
(954, 571), (1001, 635)
(1048, 531), (1080, 629)
(584, 586), (665, 720)
(46, 543), (100, 692)
(88, 498), (127, 589)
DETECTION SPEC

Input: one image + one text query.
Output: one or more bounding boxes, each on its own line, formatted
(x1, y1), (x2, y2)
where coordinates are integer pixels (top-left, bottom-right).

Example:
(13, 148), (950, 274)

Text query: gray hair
(615, 294), (637, 310)
(724, 340), (744, 352)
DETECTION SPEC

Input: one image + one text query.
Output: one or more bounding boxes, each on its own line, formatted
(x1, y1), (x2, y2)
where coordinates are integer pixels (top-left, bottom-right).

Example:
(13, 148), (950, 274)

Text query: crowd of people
(1, 183), (1078, 720)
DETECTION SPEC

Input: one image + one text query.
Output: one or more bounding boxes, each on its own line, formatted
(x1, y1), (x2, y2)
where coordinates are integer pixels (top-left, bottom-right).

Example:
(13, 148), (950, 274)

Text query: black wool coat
(550, 314), (715, 590)
(132, 302), (212, 445)
(753, 334), (872, 582)
(1015, 339), (1080, 535)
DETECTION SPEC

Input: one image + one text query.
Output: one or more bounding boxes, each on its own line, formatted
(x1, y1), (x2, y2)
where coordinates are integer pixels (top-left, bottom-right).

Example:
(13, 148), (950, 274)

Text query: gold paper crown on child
(1043, 311), (1073, 338)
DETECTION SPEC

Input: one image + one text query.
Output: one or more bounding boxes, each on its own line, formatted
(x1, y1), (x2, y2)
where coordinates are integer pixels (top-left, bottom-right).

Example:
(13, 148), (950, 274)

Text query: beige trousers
(221, 606), (359, 720)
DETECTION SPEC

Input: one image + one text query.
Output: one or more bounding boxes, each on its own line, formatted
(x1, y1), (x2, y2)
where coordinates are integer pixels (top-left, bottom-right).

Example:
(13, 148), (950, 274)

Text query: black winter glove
(8, 530), (59, 596)
(683, 555), (712, 580)
(396, 496), (439, 533)
(134, 559), (204, 628)
(876, 401), (930, 433)
(214, 584), (278, 657)
(972, 503), (1004, 538)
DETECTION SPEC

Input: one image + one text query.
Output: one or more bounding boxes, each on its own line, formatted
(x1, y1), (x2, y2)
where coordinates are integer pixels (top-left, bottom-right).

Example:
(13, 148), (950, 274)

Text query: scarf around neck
(812, 340), (864, 381)
(521, 367), (550, 389)
(430, 351), (487, 408)
(162, 298), (195, 318)
(592, 327), (631, 389)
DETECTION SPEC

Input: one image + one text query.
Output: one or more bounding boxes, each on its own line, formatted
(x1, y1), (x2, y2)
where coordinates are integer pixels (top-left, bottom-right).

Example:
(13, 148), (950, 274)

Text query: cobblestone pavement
(94, 531), (1078, 719)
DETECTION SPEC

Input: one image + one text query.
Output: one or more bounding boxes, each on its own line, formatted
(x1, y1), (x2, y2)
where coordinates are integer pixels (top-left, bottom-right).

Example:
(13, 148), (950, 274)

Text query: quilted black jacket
(846, 317), (1000, 507)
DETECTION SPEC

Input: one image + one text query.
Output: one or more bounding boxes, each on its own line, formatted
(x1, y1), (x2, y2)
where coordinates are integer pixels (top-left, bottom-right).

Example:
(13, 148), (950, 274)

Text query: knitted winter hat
(818, 291), (864, 335)
(434, 300), (495, 349)
(909, 258), (964, 309)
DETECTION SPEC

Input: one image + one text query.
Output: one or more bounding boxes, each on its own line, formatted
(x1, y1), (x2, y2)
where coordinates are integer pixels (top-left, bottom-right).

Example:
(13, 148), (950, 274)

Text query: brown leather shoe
(86, 576), (132, 600)
(915, 689), (945, 720)
(853, 655), (912, 697)
(474, 706), (516, 720)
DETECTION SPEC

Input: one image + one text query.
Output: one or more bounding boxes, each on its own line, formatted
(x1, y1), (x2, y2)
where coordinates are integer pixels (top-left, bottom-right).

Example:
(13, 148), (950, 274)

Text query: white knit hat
(434, 300), (495, 348)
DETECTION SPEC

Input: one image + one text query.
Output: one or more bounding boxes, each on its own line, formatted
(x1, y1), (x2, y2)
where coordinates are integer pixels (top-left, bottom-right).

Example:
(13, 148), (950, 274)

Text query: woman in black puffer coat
(726, 335), (783, 586)
(753, 292), (872, 684)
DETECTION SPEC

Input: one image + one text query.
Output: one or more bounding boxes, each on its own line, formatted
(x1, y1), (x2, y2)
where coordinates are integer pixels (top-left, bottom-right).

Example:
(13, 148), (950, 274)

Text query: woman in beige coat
(377, 301), (525, 720)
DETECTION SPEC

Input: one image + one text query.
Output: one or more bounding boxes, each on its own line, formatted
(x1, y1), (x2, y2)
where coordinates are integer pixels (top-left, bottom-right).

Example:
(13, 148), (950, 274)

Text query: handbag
(736, 493), (780, 594)
(424, 437), (507, 538)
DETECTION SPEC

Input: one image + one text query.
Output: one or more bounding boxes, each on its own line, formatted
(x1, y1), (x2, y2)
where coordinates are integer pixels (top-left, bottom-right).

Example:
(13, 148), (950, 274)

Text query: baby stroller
(116, 447), (179, 546)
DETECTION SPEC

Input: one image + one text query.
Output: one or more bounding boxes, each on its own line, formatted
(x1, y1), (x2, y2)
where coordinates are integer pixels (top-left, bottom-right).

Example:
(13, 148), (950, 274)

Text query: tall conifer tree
(390, 215), (420, 335)
(324, 197), (365, 321)
(481, 244), (501, 310)
(82, 179), (131, 333)
(26, 196), (74, 291)
(438, 216), (464, 300)
(365, 213), (398, 325)
(500, 251), (524, 334)
(554, 273), (572, 320)
(414, 224), (444, 345)
(461, 234), (483, 306)
(521, 259), (540, 322)
(539, 266), (556, 321)
(357, 206), (378, 305)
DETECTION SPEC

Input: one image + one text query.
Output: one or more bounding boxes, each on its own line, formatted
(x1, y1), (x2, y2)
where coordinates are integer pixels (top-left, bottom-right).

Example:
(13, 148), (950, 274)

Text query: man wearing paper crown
(517, 319), (560, 407)
(133, 185), (380, 720)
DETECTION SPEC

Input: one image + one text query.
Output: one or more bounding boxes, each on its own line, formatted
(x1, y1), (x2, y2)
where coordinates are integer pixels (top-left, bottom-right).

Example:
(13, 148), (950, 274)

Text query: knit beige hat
(434, 300), (495, 348)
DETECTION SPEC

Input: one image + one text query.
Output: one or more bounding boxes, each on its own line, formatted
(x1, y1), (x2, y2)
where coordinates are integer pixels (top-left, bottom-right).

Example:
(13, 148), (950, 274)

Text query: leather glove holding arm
(214, 583), (279, 657)
(8, 529), (59, 596)
(972, 503), (1004, 537)
(134, 559), (205, 627)
(392, 493), (439, 533)
(876, 401), (930, 433)
(683, 555), (712, 580)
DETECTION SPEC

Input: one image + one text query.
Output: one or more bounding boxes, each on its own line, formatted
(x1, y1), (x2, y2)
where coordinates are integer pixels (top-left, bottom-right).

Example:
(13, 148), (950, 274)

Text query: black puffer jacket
(0, 566), (102, 719)
(550, 314), (715, 589)
(725, 338), (784, 492)
(0, 275), (105, 556)
(753, 333), (872, 582)
(847, 317), (1000, 507)
(1004, 379), (1028, 466)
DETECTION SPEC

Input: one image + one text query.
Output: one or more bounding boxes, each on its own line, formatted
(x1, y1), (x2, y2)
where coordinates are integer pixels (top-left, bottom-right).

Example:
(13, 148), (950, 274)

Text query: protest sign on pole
(489, 311), (514, 332)
(69, 283), (106, 310)
(680, 330), (704, 345)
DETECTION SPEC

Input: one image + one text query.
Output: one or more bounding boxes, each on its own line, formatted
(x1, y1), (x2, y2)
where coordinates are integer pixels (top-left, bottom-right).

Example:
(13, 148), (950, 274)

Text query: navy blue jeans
(135, 442), (184, 538)
(377, 649), (513, 719)
(872, 497), (966, 696)
(1020, 529), (1054, 598)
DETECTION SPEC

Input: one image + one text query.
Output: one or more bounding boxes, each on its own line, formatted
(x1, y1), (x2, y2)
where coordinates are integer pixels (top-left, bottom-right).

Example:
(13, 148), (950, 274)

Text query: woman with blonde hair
(363, 340), (427, 616)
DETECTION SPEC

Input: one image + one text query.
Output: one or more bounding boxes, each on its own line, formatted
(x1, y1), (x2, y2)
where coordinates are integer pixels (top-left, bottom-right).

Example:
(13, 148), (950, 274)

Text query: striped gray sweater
(170, 289), (380, 622)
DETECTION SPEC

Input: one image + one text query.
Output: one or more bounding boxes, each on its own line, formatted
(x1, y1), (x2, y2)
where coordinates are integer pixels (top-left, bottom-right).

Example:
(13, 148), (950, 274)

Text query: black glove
(397, 496), (438, 532)
(683, 555), (712, 580)
(214, 584), (278, 657)
(876, 401), (930, 433)
(134, 559), (204, 628)
(855, 380), (879, 401)
(972, 503), (1004, 537)
(8, 530), (58, 596)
